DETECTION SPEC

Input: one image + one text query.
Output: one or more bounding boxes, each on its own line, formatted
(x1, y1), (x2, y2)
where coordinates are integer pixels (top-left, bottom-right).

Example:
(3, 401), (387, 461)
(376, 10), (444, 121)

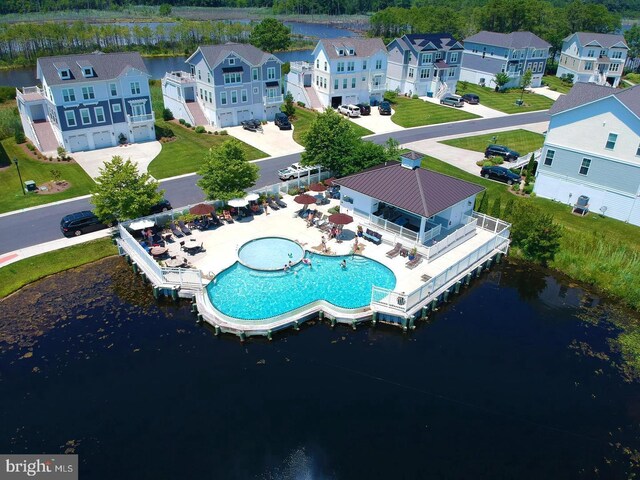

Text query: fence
(424, 215), (477, 260)
(251, 170), (332, 199)
(367, 214), (420, 244)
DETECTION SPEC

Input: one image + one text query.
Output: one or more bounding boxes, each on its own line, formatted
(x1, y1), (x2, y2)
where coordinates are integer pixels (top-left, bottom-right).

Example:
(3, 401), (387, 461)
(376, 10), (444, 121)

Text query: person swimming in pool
(340, 259), (347, 269)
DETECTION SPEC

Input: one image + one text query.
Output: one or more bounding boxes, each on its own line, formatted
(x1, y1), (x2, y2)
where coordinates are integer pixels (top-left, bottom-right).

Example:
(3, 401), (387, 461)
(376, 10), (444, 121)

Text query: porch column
(419, 217), (427, 244)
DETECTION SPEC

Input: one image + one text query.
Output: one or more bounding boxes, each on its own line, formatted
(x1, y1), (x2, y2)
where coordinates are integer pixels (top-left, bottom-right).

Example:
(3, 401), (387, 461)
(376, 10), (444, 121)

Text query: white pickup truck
(277, 162), (321, 181)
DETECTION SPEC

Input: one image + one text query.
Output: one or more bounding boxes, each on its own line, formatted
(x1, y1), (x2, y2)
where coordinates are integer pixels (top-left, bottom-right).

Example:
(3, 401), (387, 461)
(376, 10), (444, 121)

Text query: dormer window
(338, 49), (344, 56)
(348, 49), (354, 55)
(82, 67), (94, 78)
(59, 69), (70, 80)
(229, 58), (235, 65)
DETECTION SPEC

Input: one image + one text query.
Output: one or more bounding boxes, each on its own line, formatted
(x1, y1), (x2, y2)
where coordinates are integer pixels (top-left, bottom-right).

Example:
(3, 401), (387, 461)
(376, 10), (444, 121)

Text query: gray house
(162, 43), (283, 128)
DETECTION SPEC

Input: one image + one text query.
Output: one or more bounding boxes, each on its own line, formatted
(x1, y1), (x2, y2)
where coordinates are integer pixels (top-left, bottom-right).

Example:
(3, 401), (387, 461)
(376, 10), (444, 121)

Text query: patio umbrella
(129, 219), (155, 230)
(294, 194), (317, 205)
(245, 193), (259, 202)
(228, 198), (249, 208)
(150, 246), (168, 257)
(328, 213), (353, 225)
(324, 177), (336, 186)
(308, 183), (327, 192)
(189, 203), (215, 215)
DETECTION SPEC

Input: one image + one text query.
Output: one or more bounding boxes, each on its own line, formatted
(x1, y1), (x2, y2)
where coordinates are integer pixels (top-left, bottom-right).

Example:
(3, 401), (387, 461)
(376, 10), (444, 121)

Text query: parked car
(277, 162), (321, 181)
(378, 101), (392, 115)
(485, 144), (521, 162)
(148, 198), (172, 214)
(462, 93), (480, 104)
(60, 211), (115, 237)
(241, 119), (262, 132)
(480, 166), (522, 185)
(440, 95), (464, 107)
(337, 104), (361, 117)
(356, 103), (371, 115)
(274, 112), (292, 130)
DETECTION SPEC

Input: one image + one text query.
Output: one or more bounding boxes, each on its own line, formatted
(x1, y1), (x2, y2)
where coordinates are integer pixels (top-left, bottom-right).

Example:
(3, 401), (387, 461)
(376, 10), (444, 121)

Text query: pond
(1, 257), (639, 479)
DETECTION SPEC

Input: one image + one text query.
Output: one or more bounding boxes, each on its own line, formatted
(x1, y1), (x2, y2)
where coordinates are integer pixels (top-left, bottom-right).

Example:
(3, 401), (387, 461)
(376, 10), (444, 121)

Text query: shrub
(384, 90), (398, 101)
(412, 94), (419, 99)
(512, 183), (521, 192)
(489, 197), (502, 218)
(195, 126), (205, 133)
(328, 205), (340, 214)
(482, 160), (493, 167)
(162, 108), (174, 121)
(179, 118), (186, 125)
(296, 101), (306, 107)
(219, 130), (228, 135)
(207, 130), (212, 134)
(57, 146), (68, 160)
(155, 124), (175, 140)
(184, 122), (191, 128)
(214, 131), (219, 135)
(14, 131), (25, 144)
(548, 86), (558, 91)
(26, 143), (35, 151)
(287, 187), (300, 196)
(523, 184), (534, 195)
(191, 126), (195, 130)
(476, 160), (485, 167)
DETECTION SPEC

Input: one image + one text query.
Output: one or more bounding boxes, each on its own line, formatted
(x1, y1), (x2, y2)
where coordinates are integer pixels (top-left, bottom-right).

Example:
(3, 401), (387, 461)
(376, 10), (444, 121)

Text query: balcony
(369, 80), (385, 92)
(16, 86), (46, 103)
(164, 71), (196, 84)
(263, 95), (284, 105)
(127, 112), (155, 124)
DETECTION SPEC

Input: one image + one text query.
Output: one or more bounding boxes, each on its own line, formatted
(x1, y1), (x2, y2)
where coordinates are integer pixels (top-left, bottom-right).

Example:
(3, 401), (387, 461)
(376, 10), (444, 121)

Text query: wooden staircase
(32, 121), (60, 154)
(186, 101), (208, 126)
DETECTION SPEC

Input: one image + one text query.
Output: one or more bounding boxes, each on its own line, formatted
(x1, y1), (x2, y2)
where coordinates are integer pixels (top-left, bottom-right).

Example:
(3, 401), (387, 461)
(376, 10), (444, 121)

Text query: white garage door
(218, 112), (233, 128)
(132, 125), (152, 143)
(93, 131), (112, 149)
(68, 134), (88, 152)
(237, 110), (252, 123)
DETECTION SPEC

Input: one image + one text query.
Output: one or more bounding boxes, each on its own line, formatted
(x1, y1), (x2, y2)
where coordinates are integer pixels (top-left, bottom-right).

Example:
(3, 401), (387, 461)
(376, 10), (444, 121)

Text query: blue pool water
(238, 237), (304, 270)
(207, 252), (396, 320)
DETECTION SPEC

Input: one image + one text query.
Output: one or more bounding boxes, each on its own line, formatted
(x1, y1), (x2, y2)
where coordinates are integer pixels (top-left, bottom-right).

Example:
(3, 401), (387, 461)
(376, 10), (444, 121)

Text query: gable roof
(572, 32), (628, 49)
(334, 163), (484, 218)
(37, 52), (148, 86)
(460, 54), (505, 73)
(464, 31), (550, 50)
(317, 37), (387, 60)
(550, 82), (640, 118)
(191, 43), (280, 68)
(401, 33), (463, 53)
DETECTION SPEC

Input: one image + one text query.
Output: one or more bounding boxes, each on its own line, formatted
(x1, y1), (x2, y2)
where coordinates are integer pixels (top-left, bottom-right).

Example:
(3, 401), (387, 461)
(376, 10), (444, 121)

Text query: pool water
(207, 252), (396, 320)
(238, 237), (304, 270)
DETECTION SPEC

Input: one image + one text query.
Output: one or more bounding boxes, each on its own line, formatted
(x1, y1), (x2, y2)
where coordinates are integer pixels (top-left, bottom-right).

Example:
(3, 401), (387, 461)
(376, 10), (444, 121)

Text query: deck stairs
(186, 101), (208, 126)
(304, 86), (323, 110)
(32, 121), (60, 153)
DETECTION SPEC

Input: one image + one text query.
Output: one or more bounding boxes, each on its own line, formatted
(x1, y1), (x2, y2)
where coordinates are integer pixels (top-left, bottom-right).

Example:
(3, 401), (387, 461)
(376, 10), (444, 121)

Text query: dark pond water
(1, 257), (640, 479)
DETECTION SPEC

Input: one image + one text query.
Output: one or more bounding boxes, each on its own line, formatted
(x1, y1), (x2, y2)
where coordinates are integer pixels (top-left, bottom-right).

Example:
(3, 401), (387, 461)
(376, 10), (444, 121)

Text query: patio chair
(177, 220), (192, 235)
(386, 242), (402, 258)
(274, 197), (287, 208)
(405, 253), (423, 270)
(320, 222), (333, 233)
(223, 210), (234, 223)
(209, 213), (221, 227)
(170, 223), (184, 238)
(267, 197), (280, 210)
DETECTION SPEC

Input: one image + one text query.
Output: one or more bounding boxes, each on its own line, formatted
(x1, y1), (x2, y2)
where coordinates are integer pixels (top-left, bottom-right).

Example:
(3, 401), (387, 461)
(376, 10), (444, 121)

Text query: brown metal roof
(334, 164), (484, 218)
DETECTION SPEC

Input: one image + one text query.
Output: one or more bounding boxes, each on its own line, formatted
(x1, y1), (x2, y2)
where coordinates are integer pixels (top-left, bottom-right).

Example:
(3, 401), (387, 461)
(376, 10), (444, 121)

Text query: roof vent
(400, 151), (424, 170)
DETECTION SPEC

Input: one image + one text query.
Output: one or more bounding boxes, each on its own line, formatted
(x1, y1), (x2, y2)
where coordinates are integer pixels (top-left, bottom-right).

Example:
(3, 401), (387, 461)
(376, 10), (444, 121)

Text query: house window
(351, 77), (356, 88)
(375, 59), (382, 70)
(109, 83), (117, 96)
(362, 60), (367, 70)
(420, 69), (429, 79)
(450, 52), (458, 63)
(65, 110), (76, 127)
(435, 52), (442, 60)
(612, 51), (623, 59)
(609, 63), (620, 72)
(83, 67), (93, 77)
(223, 72), (242, 84)
(241, 89), (247, 102)
(95, 106), (105, 123)
(220, 92), (227, 105)
(605, 133), (617, 150)
(587, 50), (595, 58)
(342, 78), (347, 89)
(62, 88), (75, 102)
(81, 86), (95, 100)
(347, 61), (355, 72)
(252, 68), (259, 81)
(338, 49), (344, 56)
(80, 108), (91, 125)
(199, 88), (203, 100)
(229, 58), (235, 65)
(316, 60), (319, 69)
(636, 143), (640, 156)
(337, 62), (345, 72)
(324, 62), (327, 71)
(600, 50), (607, 56)
(130, 82), (141, 95)
(349, 49), (354, 55)
(267, 67), (276, 80)
(207, 72), (211, 83)
(59, 69), (70, 80)
(198, 70), (201, 80)
(112, 103), (121, 113)
(585, 61), (593, 70)
(323, 78), (327, 88)
(408, 68), (414, 79)
(231, 91), (237, 104)
(543, 149), (554, 166)
(334, 79), (339, 90)
(449, 68), (455, 77)
(579, 158), (591, 175)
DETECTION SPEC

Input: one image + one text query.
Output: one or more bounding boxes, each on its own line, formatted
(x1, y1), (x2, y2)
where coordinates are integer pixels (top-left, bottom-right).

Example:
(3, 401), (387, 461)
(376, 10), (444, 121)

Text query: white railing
(263, 95), (284, 105)
(127, 112), (155, 124)
(164, 71), (196, 83)
(17, 86), (45, 101)
(366, 214), (419, 244)
(424, 215), (477, 260)
(251, 170), (332, 198)
(161, 267), (202, 288)
(422, 222), (442, 244)
(369, 80), (385, 92)
(472, 211), (511, 235)
(118, 224), (164, 282)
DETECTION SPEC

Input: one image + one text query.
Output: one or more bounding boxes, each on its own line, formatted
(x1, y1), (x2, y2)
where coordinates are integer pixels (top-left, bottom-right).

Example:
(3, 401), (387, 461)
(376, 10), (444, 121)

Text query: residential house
(556, 32), (628, 88)
(162, 43), (283, 128)
(459, 31), (551, 89)
(16, 52), (154, 154)
(534, 83), (640, 226)
(386, 33), (464, 98)
(286, 37), (388, 109)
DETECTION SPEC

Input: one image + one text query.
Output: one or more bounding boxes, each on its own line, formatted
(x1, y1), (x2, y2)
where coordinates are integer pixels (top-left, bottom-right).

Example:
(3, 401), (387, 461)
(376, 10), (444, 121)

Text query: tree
(91, 156), (163, 222)
(301, 108), (360, 177)
(503, 198), (516, 220)
(282, 92), (295, 117)
(384, 137), (401, 163)
(162, 108), (174, 121)
(349, 141), (388, 175)
(159, 3), (172, 16)
(509, 203), (563, 266)
(476, 192), (489, 213)
(489, 197), (502, 218)
(494, 72), (511, 92)
(249, 18), (291, 53)
(625, 25), (640, 59)
(525, 153), (536, 183)
(197, 139), (259, 203)
(519, 69), (533, 103)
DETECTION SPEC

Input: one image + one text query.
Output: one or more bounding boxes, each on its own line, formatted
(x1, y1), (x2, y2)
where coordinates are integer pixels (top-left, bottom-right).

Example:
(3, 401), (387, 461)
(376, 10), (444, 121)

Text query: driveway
(73, 141), (162, 179)
(346, 109), (403, 134)
(420, 95), (506, 118)
(527, 86), (564, 100)
(223, 123), (304, 157)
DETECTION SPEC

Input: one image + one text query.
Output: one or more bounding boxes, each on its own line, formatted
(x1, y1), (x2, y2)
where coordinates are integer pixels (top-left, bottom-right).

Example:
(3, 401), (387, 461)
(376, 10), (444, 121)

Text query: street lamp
(13, 158), (25, 196)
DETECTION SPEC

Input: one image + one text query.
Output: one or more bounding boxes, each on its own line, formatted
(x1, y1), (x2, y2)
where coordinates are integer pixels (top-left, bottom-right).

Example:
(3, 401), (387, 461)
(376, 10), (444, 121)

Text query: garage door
(93, 131), (112, 149)
(218, 112), (233, 128)
(237, 110), (252, 123)
(68, 134), (88, 152)
(132, 125), (151, 143)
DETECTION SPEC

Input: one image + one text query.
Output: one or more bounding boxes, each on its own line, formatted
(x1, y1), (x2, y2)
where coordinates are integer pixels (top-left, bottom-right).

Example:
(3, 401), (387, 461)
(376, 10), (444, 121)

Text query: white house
(556, 32), (629, 88)
(534, 83), (640, 226)
(16, 52), (155, 154)
(286, 37), (388, 109)
(162, 43), (283, 128)
(386, 33), (464, 98)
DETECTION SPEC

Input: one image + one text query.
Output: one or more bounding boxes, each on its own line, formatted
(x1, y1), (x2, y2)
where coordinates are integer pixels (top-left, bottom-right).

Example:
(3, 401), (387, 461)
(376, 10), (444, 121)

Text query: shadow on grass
(0, 141), (11, 168)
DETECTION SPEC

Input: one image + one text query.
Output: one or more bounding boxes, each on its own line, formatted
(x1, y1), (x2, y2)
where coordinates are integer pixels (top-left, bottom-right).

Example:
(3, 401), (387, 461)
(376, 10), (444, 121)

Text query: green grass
(290, 106), (373, 146)
(541, 75), (573, 94)
(440, 129), (545, 156)
(389, 95), (479, 128)
(0, 238), (117, 299)
(0, 138), (95, 214)
(455, 84), (556, 114)
(623, 73), (640, 85)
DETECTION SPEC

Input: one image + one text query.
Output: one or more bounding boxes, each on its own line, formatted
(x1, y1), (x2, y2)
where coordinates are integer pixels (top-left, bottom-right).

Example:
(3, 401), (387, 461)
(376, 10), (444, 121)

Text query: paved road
(0, 111), (548, 255)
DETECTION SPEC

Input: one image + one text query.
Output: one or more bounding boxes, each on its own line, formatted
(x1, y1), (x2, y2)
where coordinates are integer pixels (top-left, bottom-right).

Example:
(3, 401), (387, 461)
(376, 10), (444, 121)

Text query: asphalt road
(0, 111), (548, 255)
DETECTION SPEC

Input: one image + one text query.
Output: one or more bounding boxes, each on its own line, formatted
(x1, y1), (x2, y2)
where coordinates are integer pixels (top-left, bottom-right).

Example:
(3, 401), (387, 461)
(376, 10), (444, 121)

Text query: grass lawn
(290, 106), (372, 146)
(440, 129), (545, 155)
(0, 238), (117, 299)
(455, 84), (555, 114)
(541, 75), (573, 94)
(0, 138), (95, 214)
(623, 73), (640, 84)
(389, 95), (479, 128)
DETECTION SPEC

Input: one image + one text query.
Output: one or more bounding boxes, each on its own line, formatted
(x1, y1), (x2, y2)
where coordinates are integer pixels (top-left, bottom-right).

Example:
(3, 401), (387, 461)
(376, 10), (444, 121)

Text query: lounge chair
(223, 210), (234, 223)
(386, 242), (402, 258)
(320, 222), (333, 233)
(274, 197), (287, 208)
(315, 214), (329, 229)
(209, 213), (221, 226)
(267, 198), (280, 210)
(170, 223), (184, 238)
(406, 253), (423, 269)
(177, 220), (192, 235)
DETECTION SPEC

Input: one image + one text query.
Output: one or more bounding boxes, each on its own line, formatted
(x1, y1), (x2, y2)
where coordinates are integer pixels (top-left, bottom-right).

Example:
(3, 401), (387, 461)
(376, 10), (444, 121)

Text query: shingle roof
(574, 32), (628, 49)
(403, 33), (462, 52)
(464, 31), (551, 49)
(318, 37), (386, 59)
(196, 43), (279, 67)
(550, 83), (640, 117)
(460, 54), (505, 73)
(38, 52), (148, 86)
(334, 163), (484, 218)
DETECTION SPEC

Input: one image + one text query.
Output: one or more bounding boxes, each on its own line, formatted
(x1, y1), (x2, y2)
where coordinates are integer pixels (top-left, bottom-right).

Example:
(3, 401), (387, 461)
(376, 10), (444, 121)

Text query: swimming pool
(207, 252), (396, 320)
(238, 237), (304, 270)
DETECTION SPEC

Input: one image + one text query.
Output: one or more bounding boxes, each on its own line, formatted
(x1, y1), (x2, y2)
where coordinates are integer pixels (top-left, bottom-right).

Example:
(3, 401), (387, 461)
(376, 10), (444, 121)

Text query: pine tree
(490, 196), (502, 218)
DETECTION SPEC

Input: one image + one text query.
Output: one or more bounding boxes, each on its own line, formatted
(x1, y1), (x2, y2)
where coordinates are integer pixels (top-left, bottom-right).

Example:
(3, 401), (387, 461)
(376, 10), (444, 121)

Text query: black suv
(274, 112), (292, 130)
(485, 144), (521, 162)
(462, 93), (480, 104)
(480, 166), (522, 185)
(378, 101), (392, 115)
(60, 211), (114, 237)
(356, 103), (371, 115)
(149, 199), (172, 214)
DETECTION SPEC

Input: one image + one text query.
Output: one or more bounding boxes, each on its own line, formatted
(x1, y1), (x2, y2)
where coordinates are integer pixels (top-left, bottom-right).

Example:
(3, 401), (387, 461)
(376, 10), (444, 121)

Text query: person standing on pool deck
(262, 200), (269, 215)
